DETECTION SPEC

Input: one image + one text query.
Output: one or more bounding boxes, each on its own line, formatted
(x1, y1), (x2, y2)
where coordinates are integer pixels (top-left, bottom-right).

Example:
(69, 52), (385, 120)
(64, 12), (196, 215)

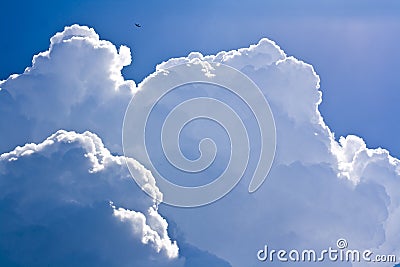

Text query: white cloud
(154, 38), (400, 266)
(0, 24), (135, 154)
(0, 24), (234, 267)
(0, 130), (179, 266)
(112, 204), (178, 259)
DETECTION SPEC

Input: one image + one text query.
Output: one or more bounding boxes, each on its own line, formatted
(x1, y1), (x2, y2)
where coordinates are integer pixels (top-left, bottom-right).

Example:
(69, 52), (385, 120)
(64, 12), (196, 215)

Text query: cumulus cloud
(0, 24), (134, 154)
(0, 130), (180, 266)
(154, 39), (400, 266)
(1, 23), (399, 267)
(0, 24), (235, 267)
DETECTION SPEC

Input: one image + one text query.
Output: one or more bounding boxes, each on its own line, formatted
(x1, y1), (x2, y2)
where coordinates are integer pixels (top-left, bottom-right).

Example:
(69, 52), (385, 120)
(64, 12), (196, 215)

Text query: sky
(1, 1), (400, 267)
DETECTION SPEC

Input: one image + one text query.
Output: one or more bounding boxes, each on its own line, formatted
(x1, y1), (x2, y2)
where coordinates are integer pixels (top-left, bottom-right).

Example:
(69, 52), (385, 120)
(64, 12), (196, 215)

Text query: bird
(135, 23), (141, 28)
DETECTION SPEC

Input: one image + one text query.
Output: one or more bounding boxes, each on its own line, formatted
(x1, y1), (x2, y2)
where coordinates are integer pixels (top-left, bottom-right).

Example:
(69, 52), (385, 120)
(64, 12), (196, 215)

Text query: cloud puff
(0, 24), (134, 154)
(0, 130), (180, 266)
(155, 39), (400, 266)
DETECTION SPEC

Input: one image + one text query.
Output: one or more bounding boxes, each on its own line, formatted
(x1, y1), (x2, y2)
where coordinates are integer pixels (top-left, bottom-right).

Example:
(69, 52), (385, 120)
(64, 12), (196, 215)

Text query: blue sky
(1, 0), (400, 157)
(1, 1), (400, 266)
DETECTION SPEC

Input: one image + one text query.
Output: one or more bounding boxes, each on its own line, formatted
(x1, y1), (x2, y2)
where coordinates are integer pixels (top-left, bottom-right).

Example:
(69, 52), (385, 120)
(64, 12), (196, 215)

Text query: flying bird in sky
(135, 23), (141, 28)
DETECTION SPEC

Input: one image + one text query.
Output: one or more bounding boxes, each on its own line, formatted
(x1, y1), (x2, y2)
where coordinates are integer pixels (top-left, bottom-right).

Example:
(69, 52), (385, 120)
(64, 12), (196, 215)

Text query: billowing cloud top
(0, 24), (134, 154)
(1, 24), (400, 267)
(154, 34), (400, 267)
(0, 129), (180, 266)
